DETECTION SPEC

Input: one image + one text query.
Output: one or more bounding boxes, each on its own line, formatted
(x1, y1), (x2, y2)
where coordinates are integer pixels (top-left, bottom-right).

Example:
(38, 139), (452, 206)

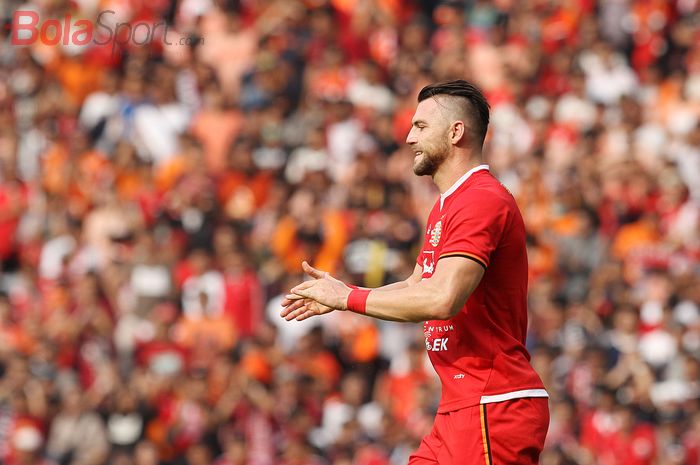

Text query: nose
(406, 127), (417, 145)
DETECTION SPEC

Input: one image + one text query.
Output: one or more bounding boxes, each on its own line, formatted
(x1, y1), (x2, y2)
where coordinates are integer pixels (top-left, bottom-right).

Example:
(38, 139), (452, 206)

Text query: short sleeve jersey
(417, 166), (547, 413)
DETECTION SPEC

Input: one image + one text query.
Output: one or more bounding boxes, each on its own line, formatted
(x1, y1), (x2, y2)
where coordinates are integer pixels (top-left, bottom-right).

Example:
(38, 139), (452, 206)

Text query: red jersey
(417, 165), (547, 413)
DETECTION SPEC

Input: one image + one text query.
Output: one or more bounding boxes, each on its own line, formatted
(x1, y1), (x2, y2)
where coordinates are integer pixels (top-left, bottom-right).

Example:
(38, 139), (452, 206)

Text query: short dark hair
(417, 80), (490, 149)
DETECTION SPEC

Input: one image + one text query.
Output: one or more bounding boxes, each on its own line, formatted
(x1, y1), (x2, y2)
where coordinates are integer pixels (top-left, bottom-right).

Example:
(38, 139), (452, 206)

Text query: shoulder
(475, 172), (515, 198)
(454, 175), (516, 214)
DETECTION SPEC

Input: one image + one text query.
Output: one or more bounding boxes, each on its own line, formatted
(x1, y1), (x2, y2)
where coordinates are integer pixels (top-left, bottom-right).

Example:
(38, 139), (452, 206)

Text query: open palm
(280, 261), (343, 321)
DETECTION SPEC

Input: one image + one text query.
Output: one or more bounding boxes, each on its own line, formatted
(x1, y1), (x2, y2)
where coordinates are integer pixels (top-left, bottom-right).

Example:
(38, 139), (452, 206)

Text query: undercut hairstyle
(418, 80), (490, 149)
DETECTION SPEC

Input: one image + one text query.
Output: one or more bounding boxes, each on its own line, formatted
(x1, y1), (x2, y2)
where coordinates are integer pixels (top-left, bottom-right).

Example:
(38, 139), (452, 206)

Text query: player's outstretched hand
(280, 295), (335, 321)
(288, 276), (350, 312)
(280, 261), (349, 321)
(279, 260), (340, 309)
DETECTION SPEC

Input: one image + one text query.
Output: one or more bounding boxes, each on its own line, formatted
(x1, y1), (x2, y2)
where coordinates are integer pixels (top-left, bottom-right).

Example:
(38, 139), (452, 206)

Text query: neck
(432, 153), (483, 194)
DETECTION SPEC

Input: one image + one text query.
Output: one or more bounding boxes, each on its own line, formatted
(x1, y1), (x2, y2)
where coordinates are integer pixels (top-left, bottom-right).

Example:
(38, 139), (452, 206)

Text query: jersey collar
(440, 164), (490, 210)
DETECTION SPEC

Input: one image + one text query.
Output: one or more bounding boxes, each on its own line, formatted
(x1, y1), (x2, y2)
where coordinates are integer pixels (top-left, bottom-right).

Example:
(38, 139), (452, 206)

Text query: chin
(413, 162), (436, 177)
(412, 149), (444, 176)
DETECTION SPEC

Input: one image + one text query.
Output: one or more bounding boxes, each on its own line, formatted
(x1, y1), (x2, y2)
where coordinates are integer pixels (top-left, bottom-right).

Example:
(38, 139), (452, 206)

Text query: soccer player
(280, 80), (549, 465)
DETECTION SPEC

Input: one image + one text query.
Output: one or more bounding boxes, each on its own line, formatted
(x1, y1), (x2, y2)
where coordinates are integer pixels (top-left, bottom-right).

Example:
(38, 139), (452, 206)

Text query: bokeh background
(1, 0), (700, 464)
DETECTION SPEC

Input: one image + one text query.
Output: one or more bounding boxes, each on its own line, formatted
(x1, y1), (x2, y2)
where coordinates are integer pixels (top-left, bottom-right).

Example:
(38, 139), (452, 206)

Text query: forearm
(359, 281), (452, 323)
(347, 259), (483, 322)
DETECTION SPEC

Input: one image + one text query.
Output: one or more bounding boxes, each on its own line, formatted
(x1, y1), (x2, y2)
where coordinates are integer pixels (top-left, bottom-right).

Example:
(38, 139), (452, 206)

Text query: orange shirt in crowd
(190, 110), (243, 173)
(42, 142), (71, 196)
(173, 315), (237, 374)
(217, 170), (274, 213)
(46, 53), (103, 105)
(155, 154), (195, 192)
(0, 324), (35, 354)
(271, 211), (348, 274)
(382, 369), (430, 424)
(612, 218), (660, 261)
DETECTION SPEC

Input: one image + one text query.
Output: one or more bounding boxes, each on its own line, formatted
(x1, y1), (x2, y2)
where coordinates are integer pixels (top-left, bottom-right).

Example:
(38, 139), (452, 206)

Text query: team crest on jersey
(429, 220), (442, 246)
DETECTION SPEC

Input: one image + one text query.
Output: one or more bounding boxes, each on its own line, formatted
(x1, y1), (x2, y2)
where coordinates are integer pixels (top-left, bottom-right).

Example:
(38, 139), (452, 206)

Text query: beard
(412, 138), (449, 176)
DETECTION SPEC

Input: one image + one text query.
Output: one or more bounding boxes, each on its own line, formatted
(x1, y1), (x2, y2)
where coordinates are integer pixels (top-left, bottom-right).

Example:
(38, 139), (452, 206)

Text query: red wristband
(347, 284), (359, 290)
(347, 289), (370, 314)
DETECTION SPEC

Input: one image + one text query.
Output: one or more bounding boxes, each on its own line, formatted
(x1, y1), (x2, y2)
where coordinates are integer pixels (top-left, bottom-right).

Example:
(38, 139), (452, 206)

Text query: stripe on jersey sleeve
(438, 252), (487, 269)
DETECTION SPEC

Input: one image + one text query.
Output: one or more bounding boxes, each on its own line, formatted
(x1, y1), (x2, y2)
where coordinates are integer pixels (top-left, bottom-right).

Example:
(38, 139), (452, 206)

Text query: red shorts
(408, 397), (549, 465)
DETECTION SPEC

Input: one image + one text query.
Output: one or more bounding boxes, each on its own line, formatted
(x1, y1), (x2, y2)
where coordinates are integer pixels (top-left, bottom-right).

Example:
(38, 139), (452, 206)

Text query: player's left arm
(284, 256), (484, 322)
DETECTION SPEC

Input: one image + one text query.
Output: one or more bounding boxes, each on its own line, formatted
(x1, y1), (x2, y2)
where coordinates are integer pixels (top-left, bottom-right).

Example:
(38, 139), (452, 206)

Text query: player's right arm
(283, 257), (484, 323)
(279, 261), (422, 317)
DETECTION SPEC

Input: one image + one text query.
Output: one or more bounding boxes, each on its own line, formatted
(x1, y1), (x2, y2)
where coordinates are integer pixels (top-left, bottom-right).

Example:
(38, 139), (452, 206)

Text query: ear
(449, 120), (466, 146)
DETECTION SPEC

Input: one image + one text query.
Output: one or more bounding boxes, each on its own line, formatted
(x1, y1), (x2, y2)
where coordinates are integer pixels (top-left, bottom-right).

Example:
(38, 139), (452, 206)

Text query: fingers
(280, 302), (300, 320)
(302, 261), (326, 279)
(291, 280), (314, 294)
(280, 297), (328, 321)
(280, 298), (306, 318)
(294, 309), (318, 321)
(282, 303), (314, 321)
(282, 294), (304, 306)
(279, 304), (293, 319)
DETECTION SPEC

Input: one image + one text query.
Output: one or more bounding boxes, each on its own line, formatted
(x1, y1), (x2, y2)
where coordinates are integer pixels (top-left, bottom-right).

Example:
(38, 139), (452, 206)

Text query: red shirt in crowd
(580, 410), (656, 465)
(223, 269), (263, 339)
(0, 179), (28, 260)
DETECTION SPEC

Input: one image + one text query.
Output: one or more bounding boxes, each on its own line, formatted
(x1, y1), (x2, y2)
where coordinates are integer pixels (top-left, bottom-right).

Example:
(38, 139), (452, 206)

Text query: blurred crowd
(0, 0), (699, 464)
